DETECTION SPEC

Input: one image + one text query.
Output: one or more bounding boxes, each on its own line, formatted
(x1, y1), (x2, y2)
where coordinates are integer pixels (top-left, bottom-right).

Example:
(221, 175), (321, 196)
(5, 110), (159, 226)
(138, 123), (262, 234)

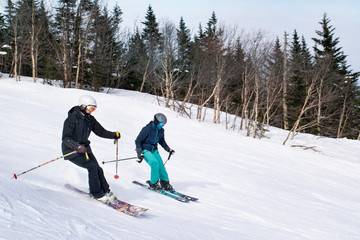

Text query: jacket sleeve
(135, 126), (148, 149)
(92, 117), (115, 139)
(159, 131), (170, 151)
(62, 116), (81, 150)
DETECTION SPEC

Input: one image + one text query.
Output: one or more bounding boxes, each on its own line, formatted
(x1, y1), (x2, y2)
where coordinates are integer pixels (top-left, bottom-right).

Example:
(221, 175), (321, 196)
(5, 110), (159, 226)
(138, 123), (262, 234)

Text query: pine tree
(176, 16), (193, 70)
(0, 13), (10, 73)
(36, 0), (58, 81)
(205, 11), (217, 39)
(141, 5), (162, 54)
(52, 0), (78, 87)
(312, 13), (359, 138)
(139, 5), (162, 92)
(0, 12), (7, 44)
(300, 35), (313, 85)
(91, 4), (123, 90)
(266, 37), (284, 128)
(125, 28), (146, 89)
(288, 30), (307, 126)
(227, 38), (245, 108)
(312, 13), (347, 75)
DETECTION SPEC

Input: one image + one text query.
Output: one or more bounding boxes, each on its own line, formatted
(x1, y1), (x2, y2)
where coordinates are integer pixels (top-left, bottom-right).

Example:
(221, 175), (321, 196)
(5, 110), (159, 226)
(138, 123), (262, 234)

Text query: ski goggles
(86, 105), (97, 112)
(158, 122), (166, 128)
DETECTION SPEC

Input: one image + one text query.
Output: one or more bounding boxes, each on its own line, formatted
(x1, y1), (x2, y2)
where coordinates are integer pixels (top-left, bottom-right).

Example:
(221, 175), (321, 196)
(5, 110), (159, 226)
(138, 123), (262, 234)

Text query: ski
(166, 190), (198, 202)
(132, 181), (189, 203)
(65, 184), (148, 217)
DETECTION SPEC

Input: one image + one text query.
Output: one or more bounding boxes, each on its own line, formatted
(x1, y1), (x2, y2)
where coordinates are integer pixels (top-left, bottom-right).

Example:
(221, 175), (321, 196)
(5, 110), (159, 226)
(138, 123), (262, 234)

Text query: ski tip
(13, 173), (17, 179)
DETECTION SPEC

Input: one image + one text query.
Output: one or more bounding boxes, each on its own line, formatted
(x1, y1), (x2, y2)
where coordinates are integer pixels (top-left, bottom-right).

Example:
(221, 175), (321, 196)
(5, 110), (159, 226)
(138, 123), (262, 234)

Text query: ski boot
(106, 191), (118, 203)
(146, 180), (161, 190)
(93, 194), (109, 203)
(160, 180), (174, 191)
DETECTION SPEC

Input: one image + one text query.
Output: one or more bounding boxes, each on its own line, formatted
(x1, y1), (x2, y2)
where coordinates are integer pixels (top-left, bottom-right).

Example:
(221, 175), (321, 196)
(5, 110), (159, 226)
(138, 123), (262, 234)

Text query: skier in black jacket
(62, 95), (120, 202)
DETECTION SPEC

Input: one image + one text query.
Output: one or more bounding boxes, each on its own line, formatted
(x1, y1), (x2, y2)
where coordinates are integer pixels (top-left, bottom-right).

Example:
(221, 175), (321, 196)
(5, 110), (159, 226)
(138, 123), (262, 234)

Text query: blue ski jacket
(135, 121), (170, 152)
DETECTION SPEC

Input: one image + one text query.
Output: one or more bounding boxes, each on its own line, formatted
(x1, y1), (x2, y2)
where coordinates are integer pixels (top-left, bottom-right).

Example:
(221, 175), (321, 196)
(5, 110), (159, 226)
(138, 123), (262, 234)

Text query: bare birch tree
(282, 32), (289, 130)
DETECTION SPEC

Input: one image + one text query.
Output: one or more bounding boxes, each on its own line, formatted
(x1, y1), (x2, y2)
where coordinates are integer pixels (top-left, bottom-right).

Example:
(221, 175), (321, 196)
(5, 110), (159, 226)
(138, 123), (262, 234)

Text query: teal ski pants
(143, 149), (169, 184)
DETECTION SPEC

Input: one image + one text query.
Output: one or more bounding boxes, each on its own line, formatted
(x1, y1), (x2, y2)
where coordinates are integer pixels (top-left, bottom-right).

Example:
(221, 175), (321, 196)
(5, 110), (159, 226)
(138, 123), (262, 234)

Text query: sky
(108, 0), (360, 72)
(1, 75), (360, 239)
(0, 0), (359, 71)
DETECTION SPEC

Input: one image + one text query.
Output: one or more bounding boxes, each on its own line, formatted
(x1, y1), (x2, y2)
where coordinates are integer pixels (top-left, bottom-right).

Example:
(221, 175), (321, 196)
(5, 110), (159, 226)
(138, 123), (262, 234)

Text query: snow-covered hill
(1, 75), (360, 240)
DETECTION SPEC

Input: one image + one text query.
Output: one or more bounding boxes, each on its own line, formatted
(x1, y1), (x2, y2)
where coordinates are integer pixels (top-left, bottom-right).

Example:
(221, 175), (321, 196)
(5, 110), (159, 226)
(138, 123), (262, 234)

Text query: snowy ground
(0, 75), (360, 240)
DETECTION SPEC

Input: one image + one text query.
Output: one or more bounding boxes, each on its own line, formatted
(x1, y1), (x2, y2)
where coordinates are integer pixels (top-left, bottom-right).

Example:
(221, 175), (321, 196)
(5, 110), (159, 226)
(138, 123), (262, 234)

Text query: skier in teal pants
(135, 113), (175, 190)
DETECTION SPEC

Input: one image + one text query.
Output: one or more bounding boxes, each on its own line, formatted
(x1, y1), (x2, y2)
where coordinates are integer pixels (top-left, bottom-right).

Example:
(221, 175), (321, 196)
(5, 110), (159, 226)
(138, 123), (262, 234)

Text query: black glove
(114, 131), (121, 140)
(77, 145), (86, 153)
(136, 148), (144, 163)
(167, 148), (175, 155)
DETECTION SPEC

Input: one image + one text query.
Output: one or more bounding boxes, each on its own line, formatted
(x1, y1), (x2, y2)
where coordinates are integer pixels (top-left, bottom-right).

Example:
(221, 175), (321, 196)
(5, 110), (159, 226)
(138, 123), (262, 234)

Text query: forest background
(0, 0), (359, 141)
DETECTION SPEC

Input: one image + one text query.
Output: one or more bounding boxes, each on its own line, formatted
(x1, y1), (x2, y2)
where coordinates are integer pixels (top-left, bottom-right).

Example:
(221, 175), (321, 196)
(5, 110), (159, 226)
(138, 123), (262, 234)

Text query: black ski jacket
(62, 106), (115, 159)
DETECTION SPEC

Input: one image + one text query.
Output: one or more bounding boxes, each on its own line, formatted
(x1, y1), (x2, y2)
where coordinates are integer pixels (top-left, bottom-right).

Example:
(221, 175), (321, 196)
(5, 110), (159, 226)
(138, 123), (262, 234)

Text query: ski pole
(114, 139), (119, 179)
(164, 150), (174, 166)
(102, 157), (138, 165)
(13, 151), (77, 179)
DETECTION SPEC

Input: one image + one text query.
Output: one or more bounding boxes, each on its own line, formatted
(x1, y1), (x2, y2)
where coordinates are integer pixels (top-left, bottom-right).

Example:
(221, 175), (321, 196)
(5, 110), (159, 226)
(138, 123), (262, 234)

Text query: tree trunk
(337, 94), (347, 138)
(316, 75), (324, 135)
(282, 32), (289, 130)
(140, 57), (151, 92)
(31, 0), (37, 83)
(252, 74), (259, 138)
(13, 23), (19, 82)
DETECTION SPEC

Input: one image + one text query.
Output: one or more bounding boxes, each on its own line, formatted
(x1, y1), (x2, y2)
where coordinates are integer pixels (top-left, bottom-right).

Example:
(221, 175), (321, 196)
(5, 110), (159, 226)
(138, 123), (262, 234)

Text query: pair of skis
(132, 181), (198, 203)
(65, 181), (198, 217)
(65, 184), (148, 217)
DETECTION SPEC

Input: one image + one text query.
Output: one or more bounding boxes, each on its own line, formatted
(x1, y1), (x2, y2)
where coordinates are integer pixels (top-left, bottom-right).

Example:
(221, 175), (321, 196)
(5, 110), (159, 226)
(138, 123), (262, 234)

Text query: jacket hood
(68, 106), (86, 119)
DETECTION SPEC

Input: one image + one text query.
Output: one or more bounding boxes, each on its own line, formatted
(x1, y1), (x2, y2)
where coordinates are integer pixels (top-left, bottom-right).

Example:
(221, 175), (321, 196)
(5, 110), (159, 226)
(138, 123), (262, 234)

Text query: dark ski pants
(69, 152), (109, 198)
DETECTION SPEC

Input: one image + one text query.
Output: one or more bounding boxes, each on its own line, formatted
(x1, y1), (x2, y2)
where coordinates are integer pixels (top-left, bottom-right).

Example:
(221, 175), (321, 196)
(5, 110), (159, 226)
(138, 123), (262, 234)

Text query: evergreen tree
(139, 5), (162, 92)
(300, 35), (313, 87)
(88, 4), (123, 90)
(36, 0), (58, 80)
(266, 37), (284, 128)
(194, 23), (205, 43)
(176, 16), (193, 70)
(0, 13), (10, 73)
(228, 38), (246, 107)
(141, 5), (162, 53)
(52, 0), (78, 87)
(4, 0), (16, 48)
(0, 13), (7, 45)
(312, 13), (359, 138)
(202, 11), (219, 84)
(126, 27), (146, 89)
(205, 11), (217, 39)
(312, 13), (347, 75)
(288, 30), (307, 126)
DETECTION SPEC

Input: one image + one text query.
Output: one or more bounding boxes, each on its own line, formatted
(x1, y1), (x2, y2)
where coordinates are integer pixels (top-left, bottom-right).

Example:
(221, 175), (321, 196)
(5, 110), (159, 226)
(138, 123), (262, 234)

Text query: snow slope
(0, 75), (360, 240)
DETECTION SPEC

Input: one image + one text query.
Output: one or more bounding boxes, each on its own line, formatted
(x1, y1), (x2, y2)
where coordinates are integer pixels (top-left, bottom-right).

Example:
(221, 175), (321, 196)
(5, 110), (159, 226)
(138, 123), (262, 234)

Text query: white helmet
(78, 95), (97, 107)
